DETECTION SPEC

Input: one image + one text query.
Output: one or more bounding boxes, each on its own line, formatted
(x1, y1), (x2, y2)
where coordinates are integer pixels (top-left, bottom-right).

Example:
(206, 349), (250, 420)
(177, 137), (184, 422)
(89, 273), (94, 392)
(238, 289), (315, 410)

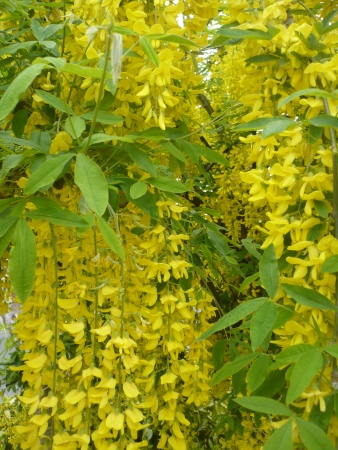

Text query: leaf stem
(81, 31), (112, 155)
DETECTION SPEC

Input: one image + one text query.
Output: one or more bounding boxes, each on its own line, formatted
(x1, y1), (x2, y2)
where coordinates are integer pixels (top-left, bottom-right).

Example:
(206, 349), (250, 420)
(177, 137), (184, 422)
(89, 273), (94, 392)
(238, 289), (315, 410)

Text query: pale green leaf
(286, 349), (323, 404)
(278, 89), (338, 108)
(140, 37), (159, 66)
(65, 116), (86, 139)
(275, 343), (317, 365)
(321, 255), (338, 273)
(296, 418), (335, 450)
(323, 344), (338, 359)
(247, 355), (270, 392)
(0, 216), (18, 238)
(24, 153), (75, 195)
(147, 176), (188, 193)
(235, 396), (292, 416)
(264, 420), (293, 450)
(26, 207), (88, 227)
(35, 90), (75, 115)
(130, 181), (147, 199)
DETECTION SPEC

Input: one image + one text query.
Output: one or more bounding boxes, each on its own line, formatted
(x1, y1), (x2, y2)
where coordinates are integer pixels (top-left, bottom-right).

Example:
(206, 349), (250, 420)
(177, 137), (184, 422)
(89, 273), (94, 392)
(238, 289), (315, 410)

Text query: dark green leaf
(81, 133), (133, 148)
(321, 255), (338, 273)
(250, 302), (277, 351)
(243, 240), (261, 260)
(0, 216), (19, 237)
(12, 110), (29, 138)
(74, 154), (108, 216)
(282, 283), (336, 310)
(296, 418), (335, 450)
(0, 41), (37, 57)
(307, 125), (323, 145)
(0, 64), (48, 122)
(307, 223), (324, 241)
(161, 141), (186, 163)
(261, 119), (296, 139)
(212, 339), (227, 371)
(61, 63), (105, 79)
(8, 218), (37, 302)
(259, 244), (279, 298)
(245, 55), (280, 64)
(97, 216), (124, 260)
(26, 207), (88, 227)
(175, 139), (229, 165)
(146, 33), (199, 47)
(211, 353), (260, 386)
(286, 349), (323, 404)
(264, 419), (293, 450)
(196, 298), (267, 341)
(218, 27), (272, 40)
(272, 306), (295, 329)
(0, 226), (15, 258)
(239, 272), (260, 291)
(235, 396), (292, 416)
(0, 154), (22, 176)
(24, 153), (75, 195)
(207, 229), (232, 257)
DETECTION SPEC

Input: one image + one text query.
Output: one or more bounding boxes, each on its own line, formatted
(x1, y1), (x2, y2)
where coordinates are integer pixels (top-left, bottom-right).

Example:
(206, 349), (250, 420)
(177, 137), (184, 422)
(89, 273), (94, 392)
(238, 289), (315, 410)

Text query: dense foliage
(1, 0), (338, 449)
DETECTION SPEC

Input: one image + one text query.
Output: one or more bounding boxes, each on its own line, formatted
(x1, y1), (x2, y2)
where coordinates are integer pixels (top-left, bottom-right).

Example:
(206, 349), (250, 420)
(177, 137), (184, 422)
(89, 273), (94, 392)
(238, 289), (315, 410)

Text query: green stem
(81, 32), (112, 155)
(92, 224), (99, 364)
(50, 224), (59, 441)
(321, 97), (338, 390)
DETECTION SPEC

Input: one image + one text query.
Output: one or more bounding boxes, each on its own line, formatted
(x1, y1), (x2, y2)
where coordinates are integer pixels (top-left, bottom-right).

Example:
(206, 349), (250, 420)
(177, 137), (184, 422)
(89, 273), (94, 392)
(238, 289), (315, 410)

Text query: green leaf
(24, 153), (75, 195)
(212, 339), (227, 371)
(26, 208), (88, 227)
(175, 139), (229, 165)
(0, 226), (15, 258)
(296, 418), (335, 450)
(80, 110), (123, 125)
(0, 64), (48, 122)
(235, 396), (292, 416)
(211, 353), (260, 386)
(196, 298), (267, 341)
(0, 198), (21, 213)
(74, 154), (108, 216)
(97, 216), (124, 261)
(286, 349), (323, 404)
(207, 229), (232, 257)
(278, 89), (338, 108)
(119, 178), (159, 220)
(147, 176), (188, 193)
(263, 419), (293, 450)
(124, 145), (157, 177)
(12, 109), (29, 138)
(8, 218), (37, 302)
(0, 154), (22, 176)
(140, 37), (159, 66)
(35, 90), (75, 115)
(308, 115), (338, 129)
(247, 355), (270, 392)
(245, 54), (281, 64)
(0, 216), (19, 237)
(259, 244), (279, 298)
(282, 283), (336, 310)
(0, 132), (46, 153)
(323, 344), (338, 359)
(0, 41), (37, 58)
(218, 27), (272, 40)
(307, 223), (324, 241)
(65, 116), (86, 139)
(321, 255), (338, 273)
(61, 63), (105, 79)
(146, 33), (199, 47)
(261, 119), (296, 139)
(275, 343), (317, 365)
(272, 306), (295, 329)
(250, 302), (277, 351)
(161, 141), (186, 163)
(130, 181), (147, 199)
(239, 272), (260, 291)
(81, 133), (133, 149)
(234, 116), (292, 132)
(242, 240), (262, 260)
